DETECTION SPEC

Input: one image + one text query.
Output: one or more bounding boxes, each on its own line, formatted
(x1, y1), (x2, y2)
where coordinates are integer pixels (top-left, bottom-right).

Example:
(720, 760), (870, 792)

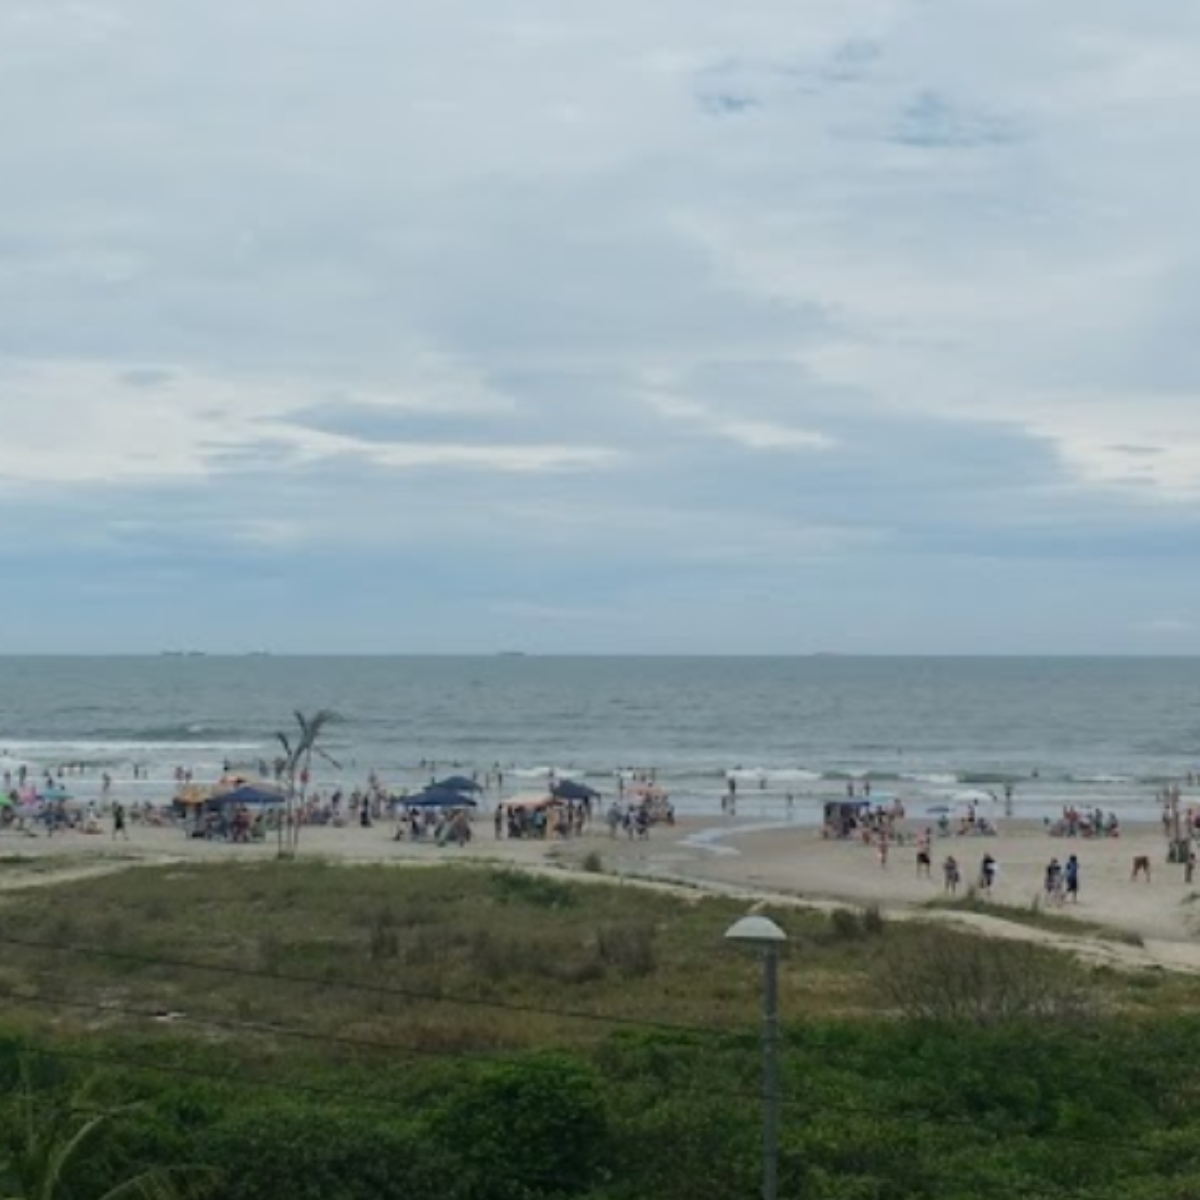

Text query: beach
(4, 810), (1199, 966)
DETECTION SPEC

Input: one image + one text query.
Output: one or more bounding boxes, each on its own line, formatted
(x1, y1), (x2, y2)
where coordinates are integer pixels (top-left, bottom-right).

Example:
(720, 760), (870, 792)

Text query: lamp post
(725, 914), (788, 1200)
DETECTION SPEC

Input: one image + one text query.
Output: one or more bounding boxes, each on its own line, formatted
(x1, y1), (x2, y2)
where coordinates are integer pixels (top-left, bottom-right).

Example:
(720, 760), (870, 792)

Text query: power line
(0, 977), (786, 1114)
(0, 930), (732, 1040)
(0, 937), (1191, 1163)
(17, 1037), (432, 1115)
(0, 978), (511, 1069)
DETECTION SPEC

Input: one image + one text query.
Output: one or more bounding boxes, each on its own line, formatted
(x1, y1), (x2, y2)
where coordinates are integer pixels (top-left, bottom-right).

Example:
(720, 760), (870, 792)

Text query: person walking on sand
(943, 855), (960, 895)
(1064, 853), (1080, 903)
(916, 829), (932, 878)
(606, 801), (621, 838)
(877, 834), (889, 868)
(111, 800), (128, 842)
(1045, 857), (1062, 904)
(979, 853), (997, 895)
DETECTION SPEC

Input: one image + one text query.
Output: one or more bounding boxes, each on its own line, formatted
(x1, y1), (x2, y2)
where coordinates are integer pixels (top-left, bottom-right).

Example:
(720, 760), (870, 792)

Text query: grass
(924, 892), (1144, 944)
(0, 861), (1178, 1059)
(0, 861), (902, 1053)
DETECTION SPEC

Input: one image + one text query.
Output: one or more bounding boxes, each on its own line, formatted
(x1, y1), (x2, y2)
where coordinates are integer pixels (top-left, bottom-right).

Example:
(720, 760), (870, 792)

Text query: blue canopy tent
(207, 784), (286, 808)
(430, 775), (483, 794)
(551, 779), (599, 803)
(405, 788), (479, 809)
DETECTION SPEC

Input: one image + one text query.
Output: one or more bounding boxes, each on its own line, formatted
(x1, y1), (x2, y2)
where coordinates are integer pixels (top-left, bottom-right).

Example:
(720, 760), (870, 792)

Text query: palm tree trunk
(291, 749), (313, 856)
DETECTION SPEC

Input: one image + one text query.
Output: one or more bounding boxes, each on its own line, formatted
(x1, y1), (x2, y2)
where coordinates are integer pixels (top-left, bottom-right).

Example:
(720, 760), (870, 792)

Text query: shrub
(367, 909), (400, 961)
(427, 1058), (611, 1199)
(490, 870), (577, 909)
(828, 908), (863, 942)
(874, 926), (1094, 1025)
(861, 904), (886, 936)
(827, 906), (886, 943)
(595, 923), (658, 979)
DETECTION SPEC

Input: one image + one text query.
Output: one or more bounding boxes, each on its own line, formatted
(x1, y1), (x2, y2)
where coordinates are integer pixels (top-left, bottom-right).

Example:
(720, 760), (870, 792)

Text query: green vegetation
(0, 863), (1200, 1198)
(0, 1066), (208, 1199)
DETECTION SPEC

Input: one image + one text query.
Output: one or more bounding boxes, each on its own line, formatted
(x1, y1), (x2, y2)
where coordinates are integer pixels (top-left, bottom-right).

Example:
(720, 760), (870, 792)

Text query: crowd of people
(1050, 806), (1121, 838)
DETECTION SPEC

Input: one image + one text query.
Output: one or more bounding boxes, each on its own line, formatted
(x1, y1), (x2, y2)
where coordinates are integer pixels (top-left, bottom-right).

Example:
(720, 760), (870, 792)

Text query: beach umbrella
(207, 784), (286, 808)
(430, 775), (483, 794)
(551, 779), (600, 802)
(951, 788), (997, 805)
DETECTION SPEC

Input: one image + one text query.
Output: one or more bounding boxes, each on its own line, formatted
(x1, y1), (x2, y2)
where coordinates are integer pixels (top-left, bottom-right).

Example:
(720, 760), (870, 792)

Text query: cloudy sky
(2, 0), (1199, 653)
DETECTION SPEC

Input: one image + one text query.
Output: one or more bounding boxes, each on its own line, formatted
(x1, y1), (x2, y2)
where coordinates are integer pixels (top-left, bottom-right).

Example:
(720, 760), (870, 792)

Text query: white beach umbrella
(951, 788), (997, 805)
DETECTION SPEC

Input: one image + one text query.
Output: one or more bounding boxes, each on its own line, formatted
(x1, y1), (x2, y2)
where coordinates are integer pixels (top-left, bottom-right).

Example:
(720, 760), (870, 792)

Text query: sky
(2, 0), (1200, 654)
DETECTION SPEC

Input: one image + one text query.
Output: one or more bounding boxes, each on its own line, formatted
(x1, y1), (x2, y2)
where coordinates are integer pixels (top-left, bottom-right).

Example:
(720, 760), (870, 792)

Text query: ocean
(1, 656), (1197, 824)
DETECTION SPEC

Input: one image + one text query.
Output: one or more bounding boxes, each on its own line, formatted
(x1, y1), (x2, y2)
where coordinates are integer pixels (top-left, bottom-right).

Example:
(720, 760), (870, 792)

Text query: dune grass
(0, 860), (900, 1054)
(0, 861), (1179, 1061)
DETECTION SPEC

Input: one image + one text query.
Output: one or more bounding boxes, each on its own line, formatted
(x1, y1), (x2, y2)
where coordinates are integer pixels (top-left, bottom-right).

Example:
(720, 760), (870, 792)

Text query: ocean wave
(0, 739), (264, 759)
(726, 768), (823, 783)
(901, 772), (960, 785)
(96, 724), (265, 743)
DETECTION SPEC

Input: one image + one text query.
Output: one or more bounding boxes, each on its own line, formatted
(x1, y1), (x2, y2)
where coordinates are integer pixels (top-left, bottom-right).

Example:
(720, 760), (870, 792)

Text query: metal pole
(762, 946), (780, 1200)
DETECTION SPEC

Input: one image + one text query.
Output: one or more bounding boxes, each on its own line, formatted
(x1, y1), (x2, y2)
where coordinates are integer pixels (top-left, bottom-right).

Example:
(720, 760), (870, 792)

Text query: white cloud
(646, 392), (835, 452)
(0, 359), (619, 487)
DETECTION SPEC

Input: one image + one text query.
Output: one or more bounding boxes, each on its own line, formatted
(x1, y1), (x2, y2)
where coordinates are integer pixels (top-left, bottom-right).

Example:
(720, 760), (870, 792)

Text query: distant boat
(497, 651), (527, 658)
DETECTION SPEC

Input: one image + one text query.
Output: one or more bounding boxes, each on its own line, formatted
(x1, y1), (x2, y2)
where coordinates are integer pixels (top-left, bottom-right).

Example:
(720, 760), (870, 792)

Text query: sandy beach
(3, 812), (1198, 962)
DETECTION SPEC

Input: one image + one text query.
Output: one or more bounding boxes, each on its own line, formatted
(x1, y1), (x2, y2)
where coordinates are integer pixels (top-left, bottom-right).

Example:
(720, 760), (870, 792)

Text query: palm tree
(274, 709), (341, 859)
(0, 1069), (211, 1200)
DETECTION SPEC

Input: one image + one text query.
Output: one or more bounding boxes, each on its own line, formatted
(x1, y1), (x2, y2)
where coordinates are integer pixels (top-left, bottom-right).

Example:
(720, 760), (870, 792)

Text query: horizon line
(1, 651), (1199, 660)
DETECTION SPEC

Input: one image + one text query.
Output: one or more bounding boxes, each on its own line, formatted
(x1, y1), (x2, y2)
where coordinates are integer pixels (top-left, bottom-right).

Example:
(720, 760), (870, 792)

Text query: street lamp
(725, 914), (788, 1200)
